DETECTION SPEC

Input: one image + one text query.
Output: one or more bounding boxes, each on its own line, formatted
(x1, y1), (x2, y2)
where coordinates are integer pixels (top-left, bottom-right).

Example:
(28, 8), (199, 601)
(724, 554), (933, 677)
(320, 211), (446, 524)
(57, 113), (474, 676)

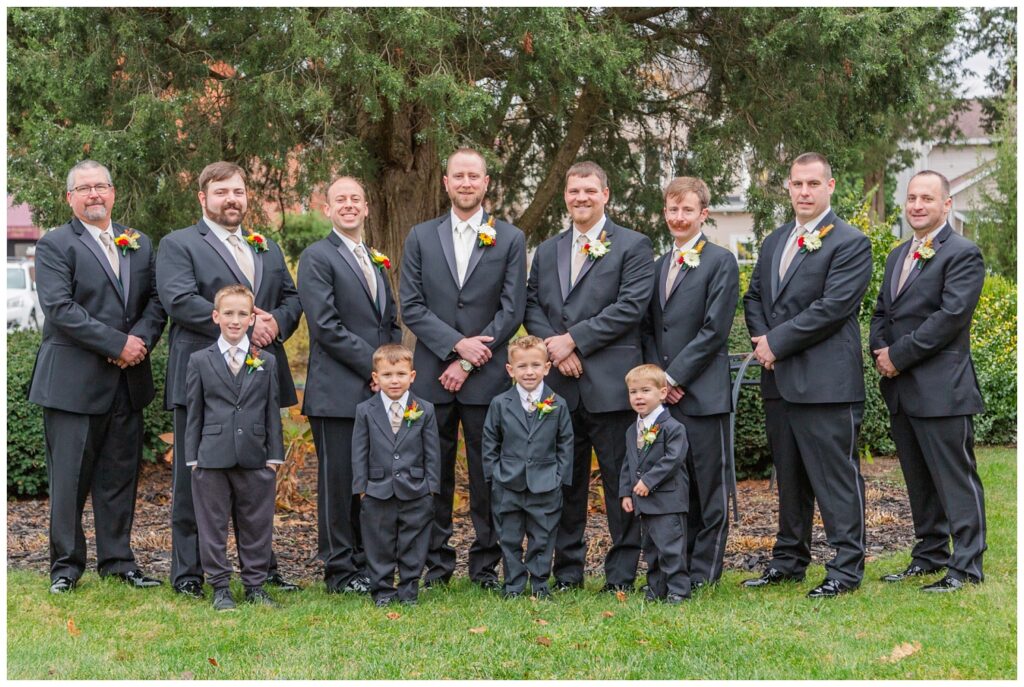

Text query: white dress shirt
(780, 206), (832, 258)
(571, 214), (608, 247)
(380, 390), (411, 414)
(638, 404), (666, 431)
(217, 333), (251, 368)
(451, 207), (484, 286)
(516, 383), (545, 413)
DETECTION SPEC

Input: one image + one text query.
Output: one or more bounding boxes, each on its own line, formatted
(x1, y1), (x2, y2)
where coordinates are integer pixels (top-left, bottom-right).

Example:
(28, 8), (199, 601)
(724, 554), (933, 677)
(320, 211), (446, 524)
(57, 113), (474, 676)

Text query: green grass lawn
(7, 446), (1016, 679)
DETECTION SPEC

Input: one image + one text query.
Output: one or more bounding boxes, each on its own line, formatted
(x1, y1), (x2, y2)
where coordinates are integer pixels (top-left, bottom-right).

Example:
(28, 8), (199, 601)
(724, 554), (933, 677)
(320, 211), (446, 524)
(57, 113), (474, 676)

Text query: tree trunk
(864, 166), (885, 223)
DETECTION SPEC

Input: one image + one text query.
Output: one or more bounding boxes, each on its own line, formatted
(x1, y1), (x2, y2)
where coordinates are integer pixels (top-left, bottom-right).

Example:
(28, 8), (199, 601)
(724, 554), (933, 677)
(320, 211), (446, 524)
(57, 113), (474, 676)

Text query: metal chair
(727, 351), (762, 522)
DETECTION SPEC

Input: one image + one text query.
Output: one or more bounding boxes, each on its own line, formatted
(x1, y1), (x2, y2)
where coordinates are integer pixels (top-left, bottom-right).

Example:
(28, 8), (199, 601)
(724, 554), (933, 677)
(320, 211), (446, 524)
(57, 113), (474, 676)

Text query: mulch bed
(7, 456), (916, 583)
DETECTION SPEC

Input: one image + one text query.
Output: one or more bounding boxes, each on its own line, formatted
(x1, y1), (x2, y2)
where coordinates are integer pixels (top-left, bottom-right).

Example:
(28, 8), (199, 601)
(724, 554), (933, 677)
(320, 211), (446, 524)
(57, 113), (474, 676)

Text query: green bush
(6, 331), (173, 496)
(971, 274), (1017, 443)
(268, 211), (332, 265)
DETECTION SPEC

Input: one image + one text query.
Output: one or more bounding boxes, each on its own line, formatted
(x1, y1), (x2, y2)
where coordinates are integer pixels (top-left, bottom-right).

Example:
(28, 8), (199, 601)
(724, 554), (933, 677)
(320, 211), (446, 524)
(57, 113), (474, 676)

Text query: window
(731, 234), (758, 264)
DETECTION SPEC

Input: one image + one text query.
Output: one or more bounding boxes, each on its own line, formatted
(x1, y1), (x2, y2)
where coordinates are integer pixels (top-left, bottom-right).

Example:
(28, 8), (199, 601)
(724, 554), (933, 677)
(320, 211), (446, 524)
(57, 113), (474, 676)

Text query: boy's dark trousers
(192, 466), (276, 589)
(492, 484), (562, 594)
(641, 512), (691, 598)
(361, 494), (433, 603)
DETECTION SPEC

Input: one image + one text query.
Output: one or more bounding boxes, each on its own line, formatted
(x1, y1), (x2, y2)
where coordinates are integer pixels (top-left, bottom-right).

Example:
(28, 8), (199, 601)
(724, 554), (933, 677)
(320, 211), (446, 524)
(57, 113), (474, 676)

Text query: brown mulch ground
(7, 455), (915, 583)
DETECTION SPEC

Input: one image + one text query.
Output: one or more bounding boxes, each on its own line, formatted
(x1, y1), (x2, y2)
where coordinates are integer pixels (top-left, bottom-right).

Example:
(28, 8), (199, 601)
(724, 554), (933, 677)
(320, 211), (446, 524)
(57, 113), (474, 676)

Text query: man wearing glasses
(29, 160), (167, 594)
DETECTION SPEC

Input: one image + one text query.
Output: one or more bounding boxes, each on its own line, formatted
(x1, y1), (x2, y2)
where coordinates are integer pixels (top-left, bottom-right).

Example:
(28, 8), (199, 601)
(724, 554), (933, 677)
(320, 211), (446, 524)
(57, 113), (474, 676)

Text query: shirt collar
(451, 208), (484, 233)
(517, 383), (544, 405)
(217, 334), (250, 355)
(794, 207), (832, 235)
(332, 227), (364, 254)
(638, 405), (665, 430)
(81, 221), (112, 242)
(913, 223), (946, 245)
(573, 214), (607, 244)
(380, 390), (410, 410)
(672, 232), (703, 255)
(204, 215), (244, 242)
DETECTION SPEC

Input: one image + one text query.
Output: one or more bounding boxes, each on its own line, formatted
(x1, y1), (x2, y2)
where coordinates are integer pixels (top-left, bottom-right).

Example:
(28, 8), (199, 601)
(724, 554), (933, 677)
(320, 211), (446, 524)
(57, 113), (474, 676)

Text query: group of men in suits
(31, 149), (987, 598)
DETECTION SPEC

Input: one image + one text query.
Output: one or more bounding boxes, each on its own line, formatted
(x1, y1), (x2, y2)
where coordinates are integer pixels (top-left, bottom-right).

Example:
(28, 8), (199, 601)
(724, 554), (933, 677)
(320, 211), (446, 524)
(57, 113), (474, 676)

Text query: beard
(83, 203), (109, 222)
(204, 200), (247, 228)
(449, 189), (485, 213)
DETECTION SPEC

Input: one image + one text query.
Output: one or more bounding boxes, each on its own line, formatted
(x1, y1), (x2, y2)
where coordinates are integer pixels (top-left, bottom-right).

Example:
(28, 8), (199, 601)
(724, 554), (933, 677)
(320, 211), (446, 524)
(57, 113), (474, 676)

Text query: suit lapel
(897, 223), (953, 300)
(665, 232), (703, 303)
(117, 242), (131, 306)
(570, 223), (610, 293)
(206, 346), (236, 394)
(506, 390), (530, 433)
(769, 224), (789, 302)
(436, 215), (460, 288)
(889, 240), (914, 301)
(368, 394), (396, 444)
(393, 395), (417, 449)
(637, 409), (671, 469)
(236, 347), (261, 401)
(200, 220), (251, 288)
(776, 213), (835, 300)
(329, 232), (378, 314)
(657, 253), (671, 309)
(462, 212), (487, 286)
(250, 232), (264, 296)
(556, 230), (572, 301)
(72, 218), (124, 301)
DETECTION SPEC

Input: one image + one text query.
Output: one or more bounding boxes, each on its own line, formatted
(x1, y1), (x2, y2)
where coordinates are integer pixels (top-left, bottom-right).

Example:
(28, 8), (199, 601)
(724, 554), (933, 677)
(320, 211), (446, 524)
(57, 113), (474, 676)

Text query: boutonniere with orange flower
(913, 237), (935, 269)
(245, 347), (265, 374)
(677, 239), (706, 270)
(798, 224), (834, 253)
(581, 231), (611, 260)
(245, 231), (269, 253)
(640, 424), (660, 451)
(113, 230), (141, 255)
(403, 400), (425, 426)
(477, 215), (497, 247)
(368, 247), (391, 271)
(534, 394), (557, 421)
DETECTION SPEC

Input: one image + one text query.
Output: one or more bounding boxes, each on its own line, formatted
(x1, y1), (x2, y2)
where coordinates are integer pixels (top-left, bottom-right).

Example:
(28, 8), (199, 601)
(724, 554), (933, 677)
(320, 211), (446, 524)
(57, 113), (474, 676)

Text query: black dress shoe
(881, 564), (941, 583)
(665, 593), (688, 605)
(265, 572), (300, 592)
(533, 587), (552, 600)
(600, 583), (633, 594)
(742, 568), (804, 588)
(173, 580), (205, 599)
(374, 596), (395, 607)
(328, 575), (371, 594)
(476, 578), (501, 591)
(400, 598), (418, 606)
(921, 575), (979, 593)
(112, 570), (162, 588)
(212, 588), (236, 611)
(691, 579), (708, 592)
(806, 578), (858, 599)
(245, 586), (278, 607)
(422, 576), (451, 589)
(553, 579), (583, 592)
(502, 589), (522, 599)
(49, 577), (76, 594)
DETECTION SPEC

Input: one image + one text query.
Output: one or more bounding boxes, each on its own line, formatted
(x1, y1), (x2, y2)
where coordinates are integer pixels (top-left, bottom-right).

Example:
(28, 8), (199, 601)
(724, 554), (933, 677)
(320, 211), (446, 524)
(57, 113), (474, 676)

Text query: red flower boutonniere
(534, 394), (557, 420)
(245, 231), (269, 253)
(798, 224), (834, 253)
(369, 247), (391, 271)
(677, 239), (706, 270)
(404, 400), (425, 426)
(244, 347), (265, 374)
(113, 230), (141, 255)
(477, 215), (497, 247)
(640, 424), (660, 451)
(581, 231), (611, 260)
(913, 238), (935, 269)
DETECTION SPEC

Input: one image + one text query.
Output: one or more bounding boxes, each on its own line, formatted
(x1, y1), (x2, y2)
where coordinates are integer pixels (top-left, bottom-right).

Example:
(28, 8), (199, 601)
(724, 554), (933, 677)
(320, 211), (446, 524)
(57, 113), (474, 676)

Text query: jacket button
(663, 356), (669, 362)
(235, 405), (241, 411)
(457, 301), (464, 308)
(394, 454), (400, 460)
(562, 314), (569, 322)
(236, 428), (243, 434)
(527, 459), (532, 464)
(771, 312), (778, 318)
(663, 325), (668, 332)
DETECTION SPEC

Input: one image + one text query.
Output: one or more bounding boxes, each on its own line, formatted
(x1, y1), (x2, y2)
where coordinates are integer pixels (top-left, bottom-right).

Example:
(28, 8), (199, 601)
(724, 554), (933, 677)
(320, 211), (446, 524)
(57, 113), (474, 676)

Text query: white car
(7, 259), (43, 331)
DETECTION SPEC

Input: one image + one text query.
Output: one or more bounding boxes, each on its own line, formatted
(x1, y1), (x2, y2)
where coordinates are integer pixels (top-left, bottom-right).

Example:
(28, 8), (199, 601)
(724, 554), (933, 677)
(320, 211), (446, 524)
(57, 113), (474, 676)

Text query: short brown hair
(664, 176), (711, 209)
(199, 161), (246, 193)
(213, 284), (254, 311)
(325, 175), (368, 198)
(910, 170), (951, 199)
(565, 161), (608, 188)
(790, 152), (832, 179)
(625, 364), (667, 388)
(507, 335), (548, 360)
(446, 147), (488, 175)
(373, 343), (414, 370)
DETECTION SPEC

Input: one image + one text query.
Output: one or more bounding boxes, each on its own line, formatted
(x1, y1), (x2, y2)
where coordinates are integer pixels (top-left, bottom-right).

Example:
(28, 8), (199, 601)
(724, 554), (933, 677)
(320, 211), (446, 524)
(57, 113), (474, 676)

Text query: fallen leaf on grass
(638, 640), (649, 645)
(601, 611), (615, 618)
(469, 626), (487, 634)
(385, 612), (401, 620)
(180, 671), (195, 680)
(534, 618), (549, 626)
(880, 642), (921, 663)
(536, 636), (552, 647)
(615, 590), (627, 603)
(208, 658), (219, 668)
(66, 619), (80, 637)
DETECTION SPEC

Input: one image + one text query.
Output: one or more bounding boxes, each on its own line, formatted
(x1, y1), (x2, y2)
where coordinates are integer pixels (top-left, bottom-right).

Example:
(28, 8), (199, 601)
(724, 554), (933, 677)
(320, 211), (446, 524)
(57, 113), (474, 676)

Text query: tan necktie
(455, 222), (474, 285)
(353, 245), (379, 303)
(390, 401), (403, 434)
(227, 346), (243, 376)
(778, 226), (806, 279)
(525, 393), (536, 415)
(570, 234), (588, 287)
(665, 255), (683, 299)
(227, 233), (255, 286)
(97, 231), (120, 277)
(897, 238), (922, 293)
(636, 418), (645, 449)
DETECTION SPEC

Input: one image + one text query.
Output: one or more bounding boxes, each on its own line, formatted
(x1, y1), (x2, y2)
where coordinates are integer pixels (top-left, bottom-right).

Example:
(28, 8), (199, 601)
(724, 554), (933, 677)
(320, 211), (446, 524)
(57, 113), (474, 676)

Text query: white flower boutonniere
(477, 215), (497, 248)
(798, 224), (834, 253)
(581, 231), (611, 260)
(677, 239), (707, 270)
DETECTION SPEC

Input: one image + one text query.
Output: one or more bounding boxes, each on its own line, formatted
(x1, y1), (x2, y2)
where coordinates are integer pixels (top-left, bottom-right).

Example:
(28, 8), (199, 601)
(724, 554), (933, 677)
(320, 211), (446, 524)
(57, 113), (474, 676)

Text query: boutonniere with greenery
(113, 229), (141, 255)
(798, 224), (834, 253)
(403, 400), (425, 426)
(677, 239), (706, 270)
(913, 237), (936, 269)
(368, 247), (391, 271)
(245, 231), (269, 253)
(477, 215), (497, 247)
(581, 231), (611, 260)
(245, 347), (265, 374)
(640, 423), (660, 451)
(534, 394), (557, 420)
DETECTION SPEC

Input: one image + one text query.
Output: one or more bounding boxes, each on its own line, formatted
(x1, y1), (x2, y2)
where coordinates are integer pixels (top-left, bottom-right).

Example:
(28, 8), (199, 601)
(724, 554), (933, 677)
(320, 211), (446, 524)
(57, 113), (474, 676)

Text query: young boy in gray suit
(482, 336), (573, 599)
(184, 285), (284, 611)
(352, 344), (441, 606)
(619, 364), (691, 603)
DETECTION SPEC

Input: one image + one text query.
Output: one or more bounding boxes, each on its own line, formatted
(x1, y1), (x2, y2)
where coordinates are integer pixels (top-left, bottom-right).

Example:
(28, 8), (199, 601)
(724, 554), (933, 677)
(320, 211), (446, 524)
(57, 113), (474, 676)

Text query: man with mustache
(156, 161), (303, 598)
(524, 161), (655, 593)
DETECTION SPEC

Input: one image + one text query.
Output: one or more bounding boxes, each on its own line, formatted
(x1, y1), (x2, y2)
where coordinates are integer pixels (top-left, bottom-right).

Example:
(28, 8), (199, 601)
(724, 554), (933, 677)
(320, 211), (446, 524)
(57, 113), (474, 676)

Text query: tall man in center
(400, 148), (527, 588)
(525, 161), (655, 592)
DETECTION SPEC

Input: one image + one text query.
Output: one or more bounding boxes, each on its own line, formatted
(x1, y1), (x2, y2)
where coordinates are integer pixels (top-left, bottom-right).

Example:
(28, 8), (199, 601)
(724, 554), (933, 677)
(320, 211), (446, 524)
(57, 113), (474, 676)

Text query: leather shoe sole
(921, 575), (979, 593)
(49, 577), (77, 594)
(742, 570), (804, 588)
(881, 564), (942, 583)
(265, 573), (301, 592)
(111, 570), (162, 588)
(173, 581), (205, 599)
(806, 579), (858, 599)
(553, 580), (584, 592)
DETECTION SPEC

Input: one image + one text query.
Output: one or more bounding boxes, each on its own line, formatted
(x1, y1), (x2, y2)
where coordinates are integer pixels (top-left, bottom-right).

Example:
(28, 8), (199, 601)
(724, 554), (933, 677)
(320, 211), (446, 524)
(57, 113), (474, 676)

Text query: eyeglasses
(71, 183), (114, 196)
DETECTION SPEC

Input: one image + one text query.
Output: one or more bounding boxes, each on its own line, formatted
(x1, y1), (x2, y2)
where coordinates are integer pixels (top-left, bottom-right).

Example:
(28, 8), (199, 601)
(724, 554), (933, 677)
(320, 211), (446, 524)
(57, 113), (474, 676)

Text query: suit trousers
(764, 400), (866, 586)
(492, 484), (562, 594)
(641, 512), (690, 598)
(43, 376), (141, 581)
(553, 407), (641, 586)
(425, 402), (500, 583)
(171, 408), (281, 586)
(891, 412), (986, 580)
(191, 466), (276, 589)
(668, 409), (731, 584)
(361, 494), (433, 602)
(309, 416), (365, 588)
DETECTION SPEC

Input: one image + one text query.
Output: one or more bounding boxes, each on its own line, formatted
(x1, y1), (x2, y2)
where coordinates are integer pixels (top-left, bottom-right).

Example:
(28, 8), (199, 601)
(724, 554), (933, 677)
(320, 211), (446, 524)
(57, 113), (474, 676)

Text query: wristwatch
(458, 359), (475, 373)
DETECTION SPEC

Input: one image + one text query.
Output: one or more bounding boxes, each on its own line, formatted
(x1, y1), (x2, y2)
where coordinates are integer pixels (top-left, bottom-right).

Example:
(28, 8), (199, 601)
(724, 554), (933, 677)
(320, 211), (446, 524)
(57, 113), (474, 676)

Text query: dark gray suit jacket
(351, 394), (442, 500)
(399, 212), (527, 405)
(743, 211), (872, 404)
(643, 235), (738, 416)
(481, 385), (574, 493)
(869, 223), (985, 417)
(183, 344), (284, 469)
(524, 220), (655, 413)
(617, 409), (689, 515)
(297, 231), (401, 418)
(29, 218), (166, 414)
(156, 219), (302, 409)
